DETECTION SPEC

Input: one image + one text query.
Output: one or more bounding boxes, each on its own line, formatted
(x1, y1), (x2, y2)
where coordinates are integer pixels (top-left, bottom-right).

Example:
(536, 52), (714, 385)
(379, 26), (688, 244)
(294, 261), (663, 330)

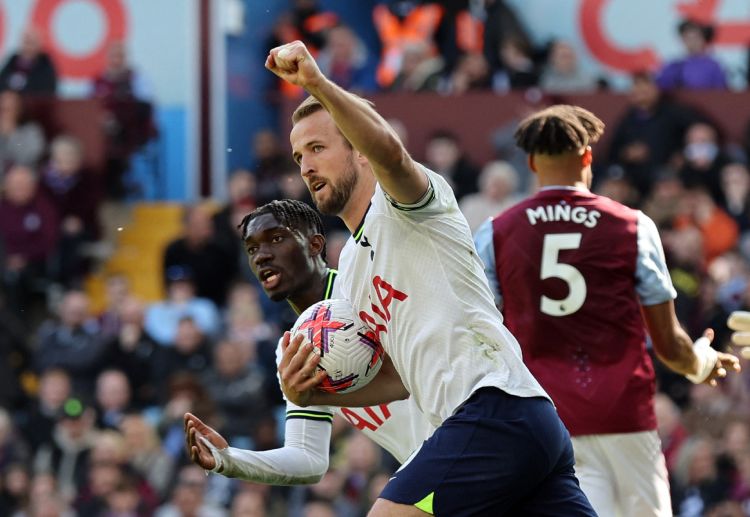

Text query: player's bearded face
(311, 152), (358, 215)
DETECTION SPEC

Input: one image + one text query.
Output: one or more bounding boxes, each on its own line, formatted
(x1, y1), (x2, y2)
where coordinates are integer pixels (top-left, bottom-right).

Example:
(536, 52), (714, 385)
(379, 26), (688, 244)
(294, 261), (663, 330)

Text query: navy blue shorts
(379, 388), (597, 516)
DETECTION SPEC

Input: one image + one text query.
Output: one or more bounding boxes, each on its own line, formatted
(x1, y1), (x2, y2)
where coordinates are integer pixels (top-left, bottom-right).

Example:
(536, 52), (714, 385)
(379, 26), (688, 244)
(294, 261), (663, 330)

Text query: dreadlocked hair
(238, 199), (327, 261)
(514, 105), (605, 156)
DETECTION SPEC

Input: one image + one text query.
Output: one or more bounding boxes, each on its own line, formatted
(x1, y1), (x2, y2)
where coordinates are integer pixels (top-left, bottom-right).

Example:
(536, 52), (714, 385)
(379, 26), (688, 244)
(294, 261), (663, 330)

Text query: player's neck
(287, 269), (329, 314)
(536, 166), (590, 191)
(340, 175), (376, 233)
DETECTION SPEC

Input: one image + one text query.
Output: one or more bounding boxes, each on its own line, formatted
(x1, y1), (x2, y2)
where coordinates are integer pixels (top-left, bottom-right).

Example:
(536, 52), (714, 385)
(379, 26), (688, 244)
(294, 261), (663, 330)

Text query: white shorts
(571, 430), (671, 517)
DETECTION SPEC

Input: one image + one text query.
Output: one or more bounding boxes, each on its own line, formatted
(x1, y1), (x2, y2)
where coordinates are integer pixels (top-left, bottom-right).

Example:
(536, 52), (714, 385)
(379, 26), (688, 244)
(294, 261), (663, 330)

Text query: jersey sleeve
(635, 211), (677, 306)
(474, 218), (502, 307)
(207, 414), (332, 485)
(381, 165), (457, 217)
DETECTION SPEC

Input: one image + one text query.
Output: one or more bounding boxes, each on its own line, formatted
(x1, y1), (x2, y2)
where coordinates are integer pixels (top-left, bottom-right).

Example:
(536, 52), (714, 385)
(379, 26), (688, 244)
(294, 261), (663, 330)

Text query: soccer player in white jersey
(266, 42), (597, 516)
(184, 200), (434, 483)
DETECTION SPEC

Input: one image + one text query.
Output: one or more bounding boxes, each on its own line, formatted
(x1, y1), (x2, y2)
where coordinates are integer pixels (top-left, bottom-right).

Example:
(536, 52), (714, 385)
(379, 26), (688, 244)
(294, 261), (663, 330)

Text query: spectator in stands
(155, 464), (227, 517)
(0, 291), (29, 410)
(39, 135), (101, 286)
(119, 413), (175, 500)
(0, 165), (59, 316)
(224, 281), (275, 344)
(372, 0), (443, 89)
(679, 121), (730, 205)
(267, 0), (339, 100)
(389, 40), (444, 92)
(720, 162), (750, 235)
(670, 437), (731, 516)
(17, 368), (71, 453)
(607, 71), (699, 197)
(253, 129), (293, 204)
(640, 171), (686, 229)
(673, 186), (738, 265)
(158, 373), (217, 461)
(94, 369), (132, 430)
(34, 290), (106, 393)
(74, 430), (159, 515)
(423, 129), (480, 201)
(0, 408), (29, 474)
(152, 317), (213, 393)
(658, 19), (727, 91)
(655, 393), (688, 472)
(98, 272), (132, 338)
(213, 169), (256, 275)
(101, 296), (159, 408)
(491, 36), (539, 92)
(445, 51), (491, 94)
(230, 490), (268, 517)
(482, 0), (533, 77)
(90, 40), (155, 198)
(431, 0), (484, 75)
(33, 397), (97, 502)
(164, 204), (238, 307)
(100, 469), (152, 517)
(317, 24), (377, 93)
(459, 160), (521, 232)
(202, 340), (270, 444)
(539, 40), (598, 93)
(0, 89), (45, 176)
(145, 265), (221, 346)
(0, 462), (31, 515)
(0, 26), (57, 95)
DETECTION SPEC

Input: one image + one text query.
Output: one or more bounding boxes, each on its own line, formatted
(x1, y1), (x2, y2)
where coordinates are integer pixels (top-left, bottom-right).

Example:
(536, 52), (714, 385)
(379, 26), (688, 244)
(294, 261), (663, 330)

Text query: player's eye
(271, 235), (284, 244)
(293, 154), (301, 165)
(312, 145), (323, 153)
(246, 246), (258, 256)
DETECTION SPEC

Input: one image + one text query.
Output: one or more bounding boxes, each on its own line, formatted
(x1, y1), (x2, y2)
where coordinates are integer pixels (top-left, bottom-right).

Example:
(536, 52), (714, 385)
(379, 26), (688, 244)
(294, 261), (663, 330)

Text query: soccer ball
(290, 298), (384, 394)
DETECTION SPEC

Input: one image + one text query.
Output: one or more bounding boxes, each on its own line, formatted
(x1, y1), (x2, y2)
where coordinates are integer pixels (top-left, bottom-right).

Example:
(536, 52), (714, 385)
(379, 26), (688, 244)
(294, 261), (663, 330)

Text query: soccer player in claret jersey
(266, 42), (596, 516)
(183, 199), (435, 483)
(474, 105), (741, 517)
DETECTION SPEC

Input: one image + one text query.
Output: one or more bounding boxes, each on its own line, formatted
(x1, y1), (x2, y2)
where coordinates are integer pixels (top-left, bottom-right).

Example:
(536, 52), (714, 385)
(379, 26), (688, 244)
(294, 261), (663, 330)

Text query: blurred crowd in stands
(3, 0), (750, 516)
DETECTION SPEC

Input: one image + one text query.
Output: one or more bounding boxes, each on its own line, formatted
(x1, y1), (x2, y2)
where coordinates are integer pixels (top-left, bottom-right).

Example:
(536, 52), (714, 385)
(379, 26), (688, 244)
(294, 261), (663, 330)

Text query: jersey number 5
(540, 233), (586, 316)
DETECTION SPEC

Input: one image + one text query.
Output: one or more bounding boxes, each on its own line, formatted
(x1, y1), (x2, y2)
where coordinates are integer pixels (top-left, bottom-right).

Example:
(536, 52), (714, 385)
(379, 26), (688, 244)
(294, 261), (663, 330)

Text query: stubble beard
(313, 157), (358, 216)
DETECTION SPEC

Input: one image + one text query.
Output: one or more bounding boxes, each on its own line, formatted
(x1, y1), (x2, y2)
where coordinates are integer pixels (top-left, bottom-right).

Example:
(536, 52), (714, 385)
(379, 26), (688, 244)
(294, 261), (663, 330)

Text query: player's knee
(368, 498), (431, 517)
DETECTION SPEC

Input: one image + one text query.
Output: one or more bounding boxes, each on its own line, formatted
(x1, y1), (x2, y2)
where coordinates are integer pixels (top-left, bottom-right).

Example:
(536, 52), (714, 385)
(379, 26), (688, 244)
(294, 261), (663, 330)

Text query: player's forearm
(207, 418), (330, 485)
(643, 301), (708, 378)
(307, 79), (411, 178)
(653, 325), (701, 376)
(309, 356), (409, 408)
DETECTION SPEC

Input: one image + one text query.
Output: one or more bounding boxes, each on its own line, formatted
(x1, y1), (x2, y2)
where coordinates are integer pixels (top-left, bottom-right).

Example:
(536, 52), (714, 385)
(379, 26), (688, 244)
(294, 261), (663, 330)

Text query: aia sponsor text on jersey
(359, 275), (408, 343)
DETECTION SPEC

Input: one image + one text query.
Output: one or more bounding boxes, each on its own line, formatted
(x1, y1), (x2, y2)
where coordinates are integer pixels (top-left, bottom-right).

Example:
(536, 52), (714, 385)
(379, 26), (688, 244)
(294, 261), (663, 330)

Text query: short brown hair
(291, 93), (376, 125)
(514, 104), (605, 155)
(292, 95), (326, 125)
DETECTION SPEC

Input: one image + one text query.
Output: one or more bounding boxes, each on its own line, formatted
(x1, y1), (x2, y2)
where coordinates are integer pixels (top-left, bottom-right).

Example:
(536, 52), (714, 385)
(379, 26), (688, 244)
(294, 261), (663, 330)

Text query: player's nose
(253, 245), (273, 266)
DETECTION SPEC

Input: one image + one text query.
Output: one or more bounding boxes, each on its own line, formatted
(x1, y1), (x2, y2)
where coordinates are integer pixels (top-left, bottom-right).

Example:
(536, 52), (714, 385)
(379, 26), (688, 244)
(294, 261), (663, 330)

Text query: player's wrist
(686, 336), (718, 384)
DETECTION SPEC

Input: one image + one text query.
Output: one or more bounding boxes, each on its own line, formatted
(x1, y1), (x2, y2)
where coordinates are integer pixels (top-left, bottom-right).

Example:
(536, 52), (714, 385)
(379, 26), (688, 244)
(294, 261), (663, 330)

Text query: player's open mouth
(259, 268), (282, 290)
(312, 181), (326, 192)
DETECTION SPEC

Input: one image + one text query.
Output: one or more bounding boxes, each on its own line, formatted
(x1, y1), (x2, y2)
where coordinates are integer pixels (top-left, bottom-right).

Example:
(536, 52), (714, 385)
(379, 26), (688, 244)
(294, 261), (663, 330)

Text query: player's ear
(582, 146), (593, 167)
(309, 233), (325, 258)
(527, 155), (537, 173)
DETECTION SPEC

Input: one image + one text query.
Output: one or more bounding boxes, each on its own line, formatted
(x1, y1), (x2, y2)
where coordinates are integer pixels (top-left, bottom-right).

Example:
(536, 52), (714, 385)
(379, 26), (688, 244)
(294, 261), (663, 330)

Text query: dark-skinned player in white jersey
(184, 199), (433, 484)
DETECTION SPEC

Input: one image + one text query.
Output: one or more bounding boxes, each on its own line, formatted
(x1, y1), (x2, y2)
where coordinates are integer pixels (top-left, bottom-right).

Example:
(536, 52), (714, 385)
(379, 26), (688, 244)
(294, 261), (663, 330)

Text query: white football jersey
(338, 167), (550, 428)
(279, 269), (435, 464)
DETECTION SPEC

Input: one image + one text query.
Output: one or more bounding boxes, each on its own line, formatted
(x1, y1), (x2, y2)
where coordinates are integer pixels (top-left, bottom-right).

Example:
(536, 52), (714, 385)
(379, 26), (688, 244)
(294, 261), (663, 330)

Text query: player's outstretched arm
(643, 300), (740, 385)
(183, 410), (331, 485)
(265, 40), (428, 205)
(279, 332), (409, 408)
